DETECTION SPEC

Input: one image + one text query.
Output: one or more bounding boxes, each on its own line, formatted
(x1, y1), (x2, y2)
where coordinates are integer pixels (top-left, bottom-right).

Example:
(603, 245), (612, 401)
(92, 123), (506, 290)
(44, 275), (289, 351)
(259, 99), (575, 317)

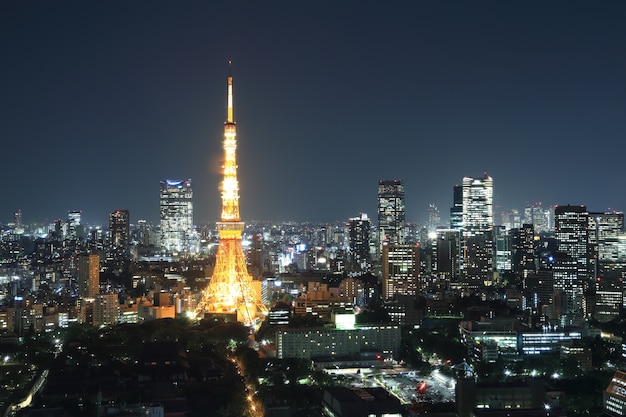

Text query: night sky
(2, 1), (626, 226)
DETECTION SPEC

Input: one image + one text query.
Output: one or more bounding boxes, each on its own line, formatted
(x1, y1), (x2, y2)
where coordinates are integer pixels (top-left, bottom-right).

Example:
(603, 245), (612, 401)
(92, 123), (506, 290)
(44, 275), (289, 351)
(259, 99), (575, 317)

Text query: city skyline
(2, 1), (626, 225)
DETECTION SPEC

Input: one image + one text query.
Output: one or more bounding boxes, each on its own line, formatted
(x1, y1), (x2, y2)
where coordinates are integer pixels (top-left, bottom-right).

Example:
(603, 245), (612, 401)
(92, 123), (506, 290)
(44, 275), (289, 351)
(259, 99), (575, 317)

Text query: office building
(109, 209), (130, 252)
(67, 210), (83, 239)
(276, 322), (400, 360)
(595, 276), (623, 322)
(524, 203), (553, 234)
(461, 175), (494, 288)
(554, 205), (589, 319)
(159, 179), (193, 254)
(432, 229), (461, 282)
(427, 203), (441, 233)
(512, 223), (536, 275)
(377, 179), (405, 250)
(589, 211), (624, 267)
(322, 387), (403, 417)
(382, 244), (419, 300)
(93, 293), (119, 327)
(450, 184), (463, 230)
(456, 378), (562, 417)
(78, 254), (100, 298)
(604, 370), (626, 417)
(346, 213), (371, 273)
(494, 225), (512, 274)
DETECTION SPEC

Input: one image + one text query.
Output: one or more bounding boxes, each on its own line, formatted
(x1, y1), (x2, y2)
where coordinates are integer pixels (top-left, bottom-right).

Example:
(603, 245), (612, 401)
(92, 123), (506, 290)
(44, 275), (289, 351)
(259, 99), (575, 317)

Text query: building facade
(554, 205), (589, 320)
(109, 209), (130, 252)
(382, 244), (419, 300)
(346, 213), (372, 273)
(159, 179), (193, 254)
(276, 324), (400, 360)
(461, 175), (494, 288)
(78, 254), (100, 298)
(377, 180), (406, 251)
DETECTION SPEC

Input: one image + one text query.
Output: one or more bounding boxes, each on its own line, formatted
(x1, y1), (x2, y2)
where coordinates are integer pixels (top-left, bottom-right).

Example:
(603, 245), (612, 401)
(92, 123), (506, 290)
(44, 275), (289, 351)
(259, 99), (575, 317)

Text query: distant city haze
(2, 1), (625, 225)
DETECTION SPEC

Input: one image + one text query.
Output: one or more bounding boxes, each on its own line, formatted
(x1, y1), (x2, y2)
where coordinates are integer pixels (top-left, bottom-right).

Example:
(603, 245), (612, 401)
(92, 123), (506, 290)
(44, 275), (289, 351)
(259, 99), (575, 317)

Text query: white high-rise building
(461, 175), (494, 288)
(160, 179), (193, 254)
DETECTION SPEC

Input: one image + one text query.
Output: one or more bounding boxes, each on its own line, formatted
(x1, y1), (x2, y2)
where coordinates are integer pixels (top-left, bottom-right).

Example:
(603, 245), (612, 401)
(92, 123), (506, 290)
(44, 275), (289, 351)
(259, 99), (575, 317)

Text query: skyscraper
(93, 293), (119, 326)
(195, 62), (267, 326)
(511, 223), (536, 275)
(524, 203), (553, 234)
(588, 211), (624, 265)
(382, 244), (419, 300)
(378, 179), (406, 250)
(109, 210), (130, 252)
(78, 254), (100, 298)
(450, 185), (463, 230)
(346, 213), (371, 273)
(427, 204), (441, 234)
(159, 179), (193, 254)
(14, 209), (22, 230)
(554, 205), (589, 320)
(461, 175), (494, 288)
(432, 229), (461, 282)
(67, 210), (83, 239)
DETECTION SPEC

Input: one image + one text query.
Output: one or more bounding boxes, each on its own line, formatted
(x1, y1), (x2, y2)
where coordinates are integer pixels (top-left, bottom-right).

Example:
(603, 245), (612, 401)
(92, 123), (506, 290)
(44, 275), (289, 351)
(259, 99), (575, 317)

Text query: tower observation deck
(195, 62), (268, 327)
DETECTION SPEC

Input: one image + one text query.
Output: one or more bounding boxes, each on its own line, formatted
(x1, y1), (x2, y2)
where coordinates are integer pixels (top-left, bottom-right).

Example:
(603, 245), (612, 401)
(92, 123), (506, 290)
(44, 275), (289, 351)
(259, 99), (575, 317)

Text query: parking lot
(324, 366), (456, 406)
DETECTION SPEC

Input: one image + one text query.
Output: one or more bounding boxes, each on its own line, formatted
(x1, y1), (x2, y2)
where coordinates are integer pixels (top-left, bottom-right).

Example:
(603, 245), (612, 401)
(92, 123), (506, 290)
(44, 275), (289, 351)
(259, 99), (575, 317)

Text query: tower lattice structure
(195, 62), (268, 326)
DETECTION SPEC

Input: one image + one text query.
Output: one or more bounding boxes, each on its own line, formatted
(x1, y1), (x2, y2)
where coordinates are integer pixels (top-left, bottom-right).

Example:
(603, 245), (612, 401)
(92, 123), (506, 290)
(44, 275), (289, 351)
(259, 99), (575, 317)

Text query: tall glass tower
(159, 179), (193, 254)
(554, 204), (589, 320)
(378, 179), (406, 251)
(347, 213), (371, 272)
(461, 174), (494, 288)
(109, 209), (130, 252)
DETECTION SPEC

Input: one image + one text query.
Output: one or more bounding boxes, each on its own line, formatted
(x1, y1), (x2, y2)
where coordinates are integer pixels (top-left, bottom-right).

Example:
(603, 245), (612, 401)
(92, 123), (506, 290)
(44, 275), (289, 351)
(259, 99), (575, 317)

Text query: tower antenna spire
(227, 60), (234, 123)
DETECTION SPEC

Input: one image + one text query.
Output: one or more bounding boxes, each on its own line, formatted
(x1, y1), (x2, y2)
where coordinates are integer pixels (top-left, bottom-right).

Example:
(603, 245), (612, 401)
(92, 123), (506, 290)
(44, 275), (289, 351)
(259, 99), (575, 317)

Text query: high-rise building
(461, 175), (494, 288)
(432, 229), (461, 282)
(554, 205), (589, 320)
(378, 180), (405, 250)
(159, 179), (193, 254)
(589, 211), (624, 267)
(346, 213), (371, 273)
(493, 225), (512, 274)
(524, 203), (553, 234)
(595, 277), (622, 323)
(109, 210), (130, 252)
(247, 234), (268, 278)
(427, 204), (441, 233)
(14, 209), (22, 230)
(511, 223), (536, 275)
(603, 370), (626, 416)
(78, 254), (100, 298)
(93, 293), (119, 326)
(67, 210), (82, 239)
(195, 62), (267, 327)
(382, 244), (419, 300)
(450, 185), (463, 230)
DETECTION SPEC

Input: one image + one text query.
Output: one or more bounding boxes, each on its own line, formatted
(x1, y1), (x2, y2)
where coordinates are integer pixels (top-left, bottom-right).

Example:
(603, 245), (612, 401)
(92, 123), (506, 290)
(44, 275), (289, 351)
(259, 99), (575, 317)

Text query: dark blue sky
(2, 1), (626, 226)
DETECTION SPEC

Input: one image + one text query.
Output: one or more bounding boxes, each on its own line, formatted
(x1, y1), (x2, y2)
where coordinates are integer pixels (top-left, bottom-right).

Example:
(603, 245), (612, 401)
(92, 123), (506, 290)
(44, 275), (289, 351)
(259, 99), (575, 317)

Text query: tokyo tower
(195, 62), (268, 326)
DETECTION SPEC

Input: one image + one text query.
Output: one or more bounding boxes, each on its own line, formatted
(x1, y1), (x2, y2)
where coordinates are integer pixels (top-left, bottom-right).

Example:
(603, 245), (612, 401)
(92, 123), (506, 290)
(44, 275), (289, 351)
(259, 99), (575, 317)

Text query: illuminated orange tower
(195, 62), (268, 326)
